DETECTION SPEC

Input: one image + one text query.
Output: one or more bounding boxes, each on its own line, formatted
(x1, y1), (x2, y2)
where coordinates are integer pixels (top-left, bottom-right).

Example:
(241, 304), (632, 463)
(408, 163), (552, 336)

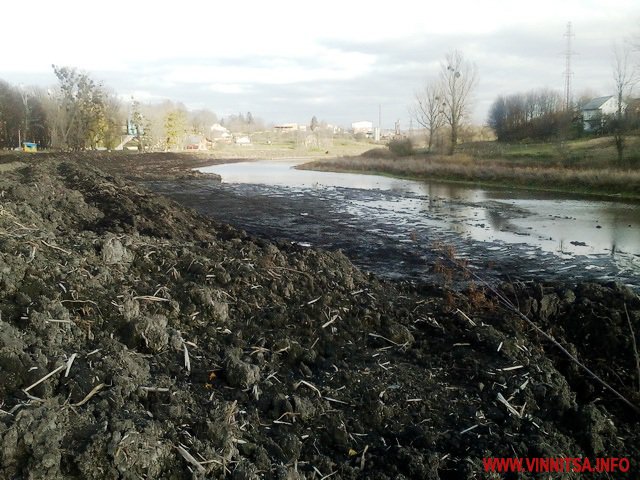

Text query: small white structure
(274, 123), (302, 132)
(351, 121), (373, 135)
(582, 96), (626, 132)
(235, 136), (251, 145)
(210, 123), (233, 142)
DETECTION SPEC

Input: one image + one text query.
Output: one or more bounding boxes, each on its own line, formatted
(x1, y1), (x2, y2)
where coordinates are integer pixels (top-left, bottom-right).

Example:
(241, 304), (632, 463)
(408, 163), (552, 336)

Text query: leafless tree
(612, 43), (637, 165)
(440, 50), (477, 154)
(412, 81), (444, 152)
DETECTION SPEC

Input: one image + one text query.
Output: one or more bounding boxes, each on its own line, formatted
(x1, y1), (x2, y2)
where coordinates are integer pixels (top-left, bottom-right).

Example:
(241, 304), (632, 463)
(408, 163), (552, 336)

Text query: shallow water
(202, 161), (640, 253)
(181, 160), (640, 286)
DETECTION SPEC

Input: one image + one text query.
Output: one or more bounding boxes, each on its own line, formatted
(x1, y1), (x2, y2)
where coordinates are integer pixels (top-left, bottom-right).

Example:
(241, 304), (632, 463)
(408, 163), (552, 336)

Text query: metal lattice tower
(563, 22), (575, 111)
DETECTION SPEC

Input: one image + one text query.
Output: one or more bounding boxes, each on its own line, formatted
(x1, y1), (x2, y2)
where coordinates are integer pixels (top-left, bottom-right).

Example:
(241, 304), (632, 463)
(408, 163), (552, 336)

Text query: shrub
(387, 138), (414, 157)
(361, 147), (395, 159)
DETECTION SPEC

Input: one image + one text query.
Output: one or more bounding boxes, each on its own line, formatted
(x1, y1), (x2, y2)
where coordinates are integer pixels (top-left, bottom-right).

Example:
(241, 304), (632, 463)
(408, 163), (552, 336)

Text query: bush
(387, 138), (414, 157)
(361, 147), (395, 159)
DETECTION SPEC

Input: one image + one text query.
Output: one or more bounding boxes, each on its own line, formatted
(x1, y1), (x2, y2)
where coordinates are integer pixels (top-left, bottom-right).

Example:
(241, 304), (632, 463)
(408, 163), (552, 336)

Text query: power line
(563, 21), (576, 111)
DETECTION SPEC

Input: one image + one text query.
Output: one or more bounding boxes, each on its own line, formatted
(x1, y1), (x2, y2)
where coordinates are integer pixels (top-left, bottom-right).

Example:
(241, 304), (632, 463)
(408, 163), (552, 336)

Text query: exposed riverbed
(146, 159), (640, 288)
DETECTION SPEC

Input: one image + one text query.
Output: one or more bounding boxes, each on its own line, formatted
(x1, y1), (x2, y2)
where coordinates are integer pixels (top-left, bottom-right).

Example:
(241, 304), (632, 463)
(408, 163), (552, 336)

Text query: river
(146, 159), (640, 287)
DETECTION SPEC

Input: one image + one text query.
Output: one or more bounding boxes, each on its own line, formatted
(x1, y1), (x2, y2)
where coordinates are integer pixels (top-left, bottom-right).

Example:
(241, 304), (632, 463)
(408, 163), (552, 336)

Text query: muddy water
(151, 160), (640, 287)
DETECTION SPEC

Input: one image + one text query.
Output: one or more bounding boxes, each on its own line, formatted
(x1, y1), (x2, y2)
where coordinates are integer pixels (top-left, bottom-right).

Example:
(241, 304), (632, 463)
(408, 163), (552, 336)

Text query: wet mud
(147, 179), (640, 289)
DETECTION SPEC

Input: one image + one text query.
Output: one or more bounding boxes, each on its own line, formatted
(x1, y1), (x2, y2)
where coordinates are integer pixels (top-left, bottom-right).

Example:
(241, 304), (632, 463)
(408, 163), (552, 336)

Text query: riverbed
(146, 159), (640, 287)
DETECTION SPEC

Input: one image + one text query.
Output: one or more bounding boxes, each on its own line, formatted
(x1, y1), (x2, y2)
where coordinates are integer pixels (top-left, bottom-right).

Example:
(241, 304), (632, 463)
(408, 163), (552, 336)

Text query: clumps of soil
(0, 157), (638, 479)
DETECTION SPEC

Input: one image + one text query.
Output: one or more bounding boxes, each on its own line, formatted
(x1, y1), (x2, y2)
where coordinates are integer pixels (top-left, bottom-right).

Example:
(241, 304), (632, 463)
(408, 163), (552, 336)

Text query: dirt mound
(0, 158), (638, 478)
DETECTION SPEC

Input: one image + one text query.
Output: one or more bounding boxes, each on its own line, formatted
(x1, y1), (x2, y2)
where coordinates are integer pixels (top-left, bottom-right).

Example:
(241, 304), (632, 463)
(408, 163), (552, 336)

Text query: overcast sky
(2, 0), (639, 129)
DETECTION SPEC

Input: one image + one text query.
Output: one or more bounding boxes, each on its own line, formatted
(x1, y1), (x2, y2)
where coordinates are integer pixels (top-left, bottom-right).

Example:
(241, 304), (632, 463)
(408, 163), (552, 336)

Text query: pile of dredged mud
(0, 158), (638, 479)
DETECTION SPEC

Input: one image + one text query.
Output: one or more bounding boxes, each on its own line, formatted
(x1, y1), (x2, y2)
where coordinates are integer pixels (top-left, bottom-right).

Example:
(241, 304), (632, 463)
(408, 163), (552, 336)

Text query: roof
(582, 96), (613, 110)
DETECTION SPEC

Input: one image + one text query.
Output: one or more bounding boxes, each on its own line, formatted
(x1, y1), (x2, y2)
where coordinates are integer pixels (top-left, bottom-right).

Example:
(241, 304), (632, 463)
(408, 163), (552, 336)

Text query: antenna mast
(563, 22), (575, 111)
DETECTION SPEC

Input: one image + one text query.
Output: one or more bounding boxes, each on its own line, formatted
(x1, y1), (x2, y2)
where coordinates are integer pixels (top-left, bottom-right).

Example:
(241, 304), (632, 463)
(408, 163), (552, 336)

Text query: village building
(581, 96), (626, 132)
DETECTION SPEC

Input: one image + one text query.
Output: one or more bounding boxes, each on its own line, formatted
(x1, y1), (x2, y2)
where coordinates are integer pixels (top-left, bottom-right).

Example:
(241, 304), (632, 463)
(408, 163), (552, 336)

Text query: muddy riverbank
(153, 160), (640, 289)
(0, 154), (639, 479)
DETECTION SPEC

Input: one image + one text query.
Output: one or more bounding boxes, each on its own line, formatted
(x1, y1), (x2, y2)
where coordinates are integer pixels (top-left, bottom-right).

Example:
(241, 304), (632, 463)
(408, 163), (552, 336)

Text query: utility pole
(563, 22), (575, 111)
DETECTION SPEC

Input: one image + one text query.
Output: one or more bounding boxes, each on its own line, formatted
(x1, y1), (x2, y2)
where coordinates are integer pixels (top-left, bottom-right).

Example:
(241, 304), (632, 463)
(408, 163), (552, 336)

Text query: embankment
(0, 156), (638, 478)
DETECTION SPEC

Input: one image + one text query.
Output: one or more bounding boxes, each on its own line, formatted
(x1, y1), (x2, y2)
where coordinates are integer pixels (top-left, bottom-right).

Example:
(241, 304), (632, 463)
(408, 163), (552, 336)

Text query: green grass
(299, 136), (640, 200)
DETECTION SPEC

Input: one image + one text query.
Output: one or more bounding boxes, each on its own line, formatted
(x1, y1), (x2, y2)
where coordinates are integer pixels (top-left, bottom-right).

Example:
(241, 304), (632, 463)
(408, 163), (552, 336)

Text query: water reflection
(198, 160), (640, 269)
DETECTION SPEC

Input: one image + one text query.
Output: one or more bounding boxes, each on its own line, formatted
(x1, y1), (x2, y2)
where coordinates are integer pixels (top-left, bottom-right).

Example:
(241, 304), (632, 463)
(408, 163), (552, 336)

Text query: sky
(2, 0), (639, 129)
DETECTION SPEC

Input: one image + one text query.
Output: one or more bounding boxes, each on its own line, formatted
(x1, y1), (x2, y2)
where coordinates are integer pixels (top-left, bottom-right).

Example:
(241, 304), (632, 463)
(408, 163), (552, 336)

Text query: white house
(582, 96), (626, 132)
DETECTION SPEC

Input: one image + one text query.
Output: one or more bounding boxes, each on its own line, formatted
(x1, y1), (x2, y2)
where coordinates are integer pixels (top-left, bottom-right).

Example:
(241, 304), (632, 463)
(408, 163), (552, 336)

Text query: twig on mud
(175, 444), (206, 475)
(45, 318), (74, 324)
(320, 471), (338, 480)
(323, 396), (349, 405)
(27, 244), (37, 263)
(273, 419), (293, 425)
(460, 424), (479, 434)
(360, 444), (369, 470)
(496, 392), (522, 418)
(72, 383), (105, 407)
(623, 303), (640, 393)
(183, 342), (191, 374)
(455, 308), (477, 327)
(65, 353), (77, 377)
(499, 365), (524, 372)
(40, 239), (72, 255)
(307, 296), (322, 305)
(23, 364), (66, 393)
(140, 386), (170, 393)
(368, 333), (408, 348)
(133, 295), (170, 303)
(265, 372), (281, 383)
(294, 380), (322, 397)
(22, 391), (44, 402)
(322, 313), (339, 329)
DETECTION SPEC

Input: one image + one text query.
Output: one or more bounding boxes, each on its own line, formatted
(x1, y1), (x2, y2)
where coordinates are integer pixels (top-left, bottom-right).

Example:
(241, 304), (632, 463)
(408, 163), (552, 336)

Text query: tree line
(487, 88), (571, 142)
(0, 66), (262, 151)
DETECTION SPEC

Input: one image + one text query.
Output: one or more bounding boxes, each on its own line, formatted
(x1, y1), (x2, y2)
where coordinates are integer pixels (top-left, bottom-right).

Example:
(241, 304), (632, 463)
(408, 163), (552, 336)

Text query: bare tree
(439, 50), (477, 154)
(612, 43), (637, 165)
(412, 81), (444, 152)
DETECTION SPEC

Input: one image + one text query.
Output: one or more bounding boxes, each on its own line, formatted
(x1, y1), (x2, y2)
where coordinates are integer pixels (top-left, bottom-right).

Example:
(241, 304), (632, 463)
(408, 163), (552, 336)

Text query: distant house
(351, 121), (373, 135)
(234, 136), (251, 146)
(582, 96), (626, 132)
(184, 135), (209, 151)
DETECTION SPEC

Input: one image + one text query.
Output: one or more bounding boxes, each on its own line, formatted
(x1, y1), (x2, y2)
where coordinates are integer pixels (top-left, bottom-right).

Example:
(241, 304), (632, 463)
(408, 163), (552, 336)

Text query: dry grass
(300, 151), (640, 198)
